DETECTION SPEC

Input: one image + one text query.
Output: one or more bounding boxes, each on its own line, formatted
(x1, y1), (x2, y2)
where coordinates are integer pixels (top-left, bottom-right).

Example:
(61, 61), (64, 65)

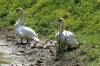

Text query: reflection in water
(0, 52), (10, 64)
(0, 40), (12, 65)
(0, 60), (9, 64)
(0, 40), (23, 66)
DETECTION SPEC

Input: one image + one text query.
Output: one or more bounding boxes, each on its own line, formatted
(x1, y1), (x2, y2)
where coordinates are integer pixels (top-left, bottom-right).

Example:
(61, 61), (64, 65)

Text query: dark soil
(0, 26), (87, 66)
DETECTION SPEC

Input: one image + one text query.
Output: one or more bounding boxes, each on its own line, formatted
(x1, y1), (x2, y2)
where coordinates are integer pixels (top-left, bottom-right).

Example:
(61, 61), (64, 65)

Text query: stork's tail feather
(34, 37), (40, 42)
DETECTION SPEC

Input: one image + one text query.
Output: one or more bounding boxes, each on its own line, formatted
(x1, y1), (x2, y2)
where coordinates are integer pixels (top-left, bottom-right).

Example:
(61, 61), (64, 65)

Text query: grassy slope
(0, 0), (100, 65)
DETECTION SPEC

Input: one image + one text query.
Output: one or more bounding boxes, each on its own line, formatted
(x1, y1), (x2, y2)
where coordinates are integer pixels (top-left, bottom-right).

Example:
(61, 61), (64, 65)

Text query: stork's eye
(16, 9), (19, 12)
(58, 19), (61, 22)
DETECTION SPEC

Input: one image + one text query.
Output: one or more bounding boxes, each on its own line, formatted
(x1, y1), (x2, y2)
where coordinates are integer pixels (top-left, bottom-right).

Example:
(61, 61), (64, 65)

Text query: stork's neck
(60, 21), (64, 33)
(19, 11), (24, 25)
(14, 10), (24, 28)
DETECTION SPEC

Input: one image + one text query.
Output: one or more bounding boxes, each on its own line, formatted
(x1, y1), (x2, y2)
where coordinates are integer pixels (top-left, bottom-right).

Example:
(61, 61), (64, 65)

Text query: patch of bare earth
(0, 26), (87, 66)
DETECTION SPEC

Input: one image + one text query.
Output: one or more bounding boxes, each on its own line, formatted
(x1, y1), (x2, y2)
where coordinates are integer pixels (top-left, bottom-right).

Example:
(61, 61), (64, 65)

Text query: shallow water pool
(0, 40), (12, 66)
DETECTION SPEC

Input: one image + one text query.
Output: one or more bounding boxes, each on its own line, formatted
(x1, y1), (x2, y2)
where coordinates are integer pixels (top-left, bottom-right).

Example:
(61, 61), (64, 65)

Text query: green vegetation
(56, 36), (67, 57)
(0, 0), (100, 65)
(0, 52), (10, 64)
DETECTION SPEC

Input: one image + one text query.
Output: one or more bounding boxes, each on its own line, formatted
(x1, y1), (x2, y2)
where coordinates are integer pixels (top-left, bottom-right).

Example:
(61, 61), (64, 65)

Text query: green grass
(0, 0), (100, 65)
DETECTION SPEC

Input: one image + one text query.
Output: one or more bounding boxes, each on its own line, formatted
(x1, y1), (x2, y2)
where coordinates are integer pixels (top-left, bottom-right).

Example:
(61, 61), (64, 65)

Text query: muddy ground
(0, 26), (87, 66)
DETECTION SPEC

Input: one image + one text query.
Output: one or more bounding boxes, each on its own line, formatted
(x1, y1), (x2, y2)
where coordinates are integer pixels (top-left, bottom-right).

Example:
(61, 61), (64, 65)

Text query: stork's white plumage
(55, 18), (78, 47)
(14, 7), (39, 43)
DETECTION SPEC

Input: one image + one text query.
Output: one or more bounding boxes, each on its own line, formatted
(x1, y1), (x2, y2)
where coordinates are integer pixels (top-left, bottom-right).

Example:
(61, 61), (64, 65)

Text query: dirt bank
(0, 26), (86, 66)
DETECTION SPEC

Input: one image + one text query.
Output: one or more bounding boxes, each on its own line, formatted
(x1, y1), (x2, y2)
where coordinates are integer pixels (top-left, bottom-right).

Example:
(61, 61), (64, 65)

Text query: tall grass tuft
(56, 24), (67, 57)
(56, 38), (67, 57)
